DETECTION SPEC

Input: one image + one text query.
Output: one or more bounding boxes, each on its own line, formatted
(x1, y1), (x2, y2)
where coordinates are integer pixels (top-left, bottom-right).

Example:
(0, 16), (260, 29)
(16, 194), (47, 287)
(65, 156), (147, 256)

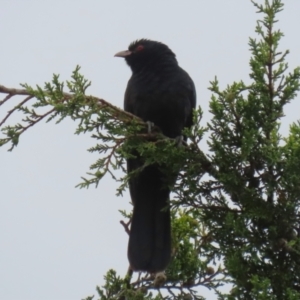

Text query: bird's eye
(136, 45), (144, 52)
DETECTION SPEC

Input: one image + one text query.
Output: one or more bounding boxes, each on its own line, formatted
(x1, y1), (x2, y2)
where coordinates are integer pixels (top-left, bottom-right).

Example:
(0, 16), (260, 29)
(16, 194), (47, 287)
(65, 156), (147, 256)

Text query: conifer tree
(1, 1), (300, 299)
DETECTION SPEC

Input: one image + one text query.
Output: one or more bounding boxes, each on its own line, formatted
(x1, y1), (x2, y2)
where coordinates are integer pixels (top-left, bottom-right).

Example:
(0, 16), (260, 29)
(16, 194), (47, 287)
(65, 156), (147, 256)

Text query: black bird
(115, 39), (196, 273)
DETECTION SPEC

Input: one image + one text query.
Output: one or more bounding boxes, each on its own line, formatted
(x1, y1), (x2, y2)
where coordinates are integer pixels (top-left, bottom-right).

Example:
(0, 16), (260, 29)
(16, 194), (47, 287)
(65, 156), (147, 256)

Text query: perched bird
(115, 39), (196, 273)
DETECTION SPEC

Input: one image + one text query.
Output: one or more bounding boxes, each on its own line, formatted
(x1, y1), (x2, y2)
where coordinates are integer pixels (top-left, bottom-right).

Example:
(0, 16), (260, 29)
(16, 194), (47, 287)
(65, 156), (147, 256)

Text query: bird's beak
(114, 50), (132, 58)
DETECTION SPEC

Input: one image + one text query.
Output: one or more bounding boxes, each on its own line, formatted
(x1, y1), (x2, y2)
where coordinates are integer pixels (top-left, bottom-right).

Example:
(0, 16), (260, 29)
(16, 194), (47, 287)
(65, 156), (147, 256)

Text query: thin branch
(120, 219), (131, 235)
(0, 85), (32, 96)
(0, 84), (144, 124)
(0, 95), (33, 127)
(0, 93), (13, 106)
(20, 108), (56, 135)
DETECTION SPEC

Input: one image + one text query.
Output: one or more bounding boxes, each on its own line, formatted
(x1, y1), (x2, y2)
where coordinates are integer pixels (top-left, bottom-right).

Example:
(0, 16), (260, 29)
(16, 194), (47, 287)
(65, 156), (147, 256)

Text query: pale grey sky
(1, 1), (300, 299)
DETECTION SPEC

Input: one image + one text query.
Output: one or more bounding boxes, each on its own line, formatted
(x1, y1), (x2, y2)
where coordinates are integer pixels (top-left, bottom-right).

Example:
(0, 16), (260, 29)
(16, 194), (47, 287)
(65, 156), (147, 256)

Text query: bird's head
(114, 39), (177, 72)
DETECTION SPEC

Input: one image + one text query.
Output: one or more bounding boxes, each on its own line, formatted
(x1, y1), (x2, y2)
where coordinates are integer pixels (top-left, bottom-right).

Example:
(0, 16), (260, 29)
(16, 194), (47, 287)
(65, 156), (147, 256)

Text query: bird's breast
(126, 74), (191, 138)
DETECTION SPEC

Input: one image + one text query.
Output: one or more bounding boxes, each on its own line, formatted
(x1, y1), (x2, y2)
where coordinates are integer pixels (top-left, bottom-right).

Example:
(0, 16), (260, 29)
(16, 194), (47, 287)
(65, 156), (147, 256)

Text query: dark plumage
(115, 39), (196, 273)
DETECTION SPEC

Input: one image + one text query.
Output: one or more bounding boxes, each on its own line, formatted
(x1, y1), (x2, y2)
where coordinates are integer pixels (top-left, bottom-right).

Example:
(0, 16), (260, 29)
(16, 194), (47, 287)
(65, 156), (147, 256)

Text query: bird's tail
(127, 163), (171, 273)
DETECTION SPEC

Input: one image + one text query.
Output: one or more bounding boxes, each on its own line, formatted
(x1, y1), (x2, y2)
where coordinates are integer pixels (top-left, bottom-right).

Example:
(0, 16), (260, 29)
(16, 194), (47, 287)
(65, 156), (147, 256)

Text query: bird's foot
(146, 121), (155, 134)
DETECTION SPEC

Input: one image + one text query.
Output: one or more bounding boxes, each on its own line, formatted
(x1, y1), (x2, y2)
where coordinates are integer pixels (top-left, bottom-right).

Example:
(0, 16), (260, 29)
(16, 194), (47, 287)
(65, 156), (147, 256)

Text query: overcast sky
(1, 1), (300, 300)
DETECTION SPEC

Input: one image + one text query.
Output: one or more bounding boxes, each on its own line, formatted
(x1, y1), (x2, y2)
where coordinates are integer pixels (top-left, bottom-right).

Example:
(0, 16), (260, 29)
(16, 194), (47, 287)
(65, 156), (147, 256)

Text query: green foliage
(1, 0), (300, 299)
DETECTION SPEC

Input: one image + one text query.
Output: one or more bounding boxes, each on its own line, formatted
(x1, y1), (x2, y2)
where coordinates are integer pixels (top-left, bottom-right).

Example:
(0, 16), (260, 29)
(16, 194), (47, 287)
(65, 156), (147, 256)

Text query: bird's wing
(124, 77), (135, 113)
(181, 69), (197, 129)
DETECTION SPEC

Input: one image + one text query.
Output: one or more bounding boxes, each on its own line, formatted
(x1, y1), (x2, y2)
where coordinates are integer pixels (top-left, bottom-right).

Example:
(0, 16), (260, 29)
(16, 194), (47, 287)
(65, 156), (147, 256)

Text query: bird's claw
(146, 121), (155, 134)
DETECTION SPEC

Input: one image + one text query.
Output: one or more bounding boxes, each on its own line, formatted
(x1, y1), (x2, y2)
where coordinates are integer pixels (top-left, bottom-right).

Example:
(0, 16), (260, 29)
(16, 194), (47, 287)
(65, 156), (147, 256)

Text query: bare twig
(0, 93), (13, 106)
(0, 85), (32, 96)
(0, 95), (33, 127)
(120, 219), (131, 235)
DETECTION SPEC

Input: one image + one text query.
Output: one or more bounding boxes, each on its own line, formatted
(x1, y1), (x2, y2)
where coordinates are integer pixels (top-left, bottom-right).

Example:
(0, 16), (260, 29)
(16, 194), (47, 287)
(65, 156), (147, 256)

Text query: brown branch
(120, 220), (131, 235)
(0, 84), (149, 153)
(88, 96), (144, 124)
(0, 85), (32, 97)
(0, 84), (144, 124)
(20, 108), (56, 135)
(0, 85), (55, 131)
(0, 95), (33, 127)
(0, 93), (13, 106)
(0, 84), (216, 180)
